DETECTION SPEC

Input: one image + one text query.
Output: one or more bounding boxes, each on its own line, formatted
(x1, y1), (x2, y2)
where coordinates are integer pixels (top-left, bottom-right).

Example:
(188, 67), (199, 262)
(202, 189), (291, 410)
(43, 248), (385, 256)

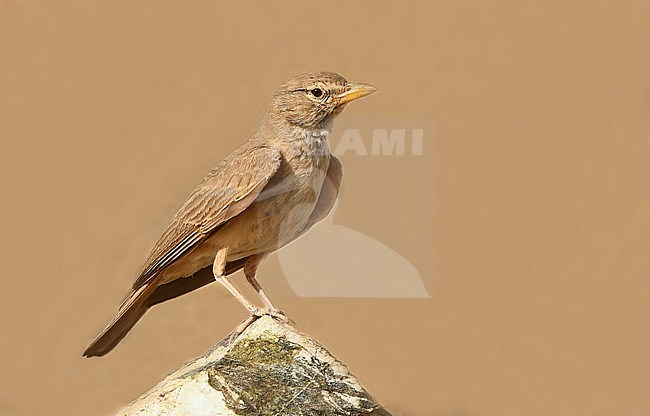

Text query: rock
(117, 315), (392, 416)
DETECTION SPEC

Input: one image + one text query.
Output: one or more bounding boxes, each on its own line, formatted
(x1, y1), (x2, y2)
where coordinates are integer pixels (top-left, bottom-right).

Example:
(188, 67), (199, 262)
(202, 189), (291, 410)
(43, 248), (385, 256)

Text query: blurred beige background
(1, 1), (649, 415)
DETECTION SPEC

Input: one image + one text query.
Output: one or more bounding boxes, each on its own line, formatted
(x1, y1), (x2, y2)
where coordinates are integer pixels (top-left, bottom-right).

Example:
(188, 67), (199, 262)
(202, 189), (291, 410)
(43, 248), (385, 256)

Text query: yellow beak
(337, 83), (378, 105)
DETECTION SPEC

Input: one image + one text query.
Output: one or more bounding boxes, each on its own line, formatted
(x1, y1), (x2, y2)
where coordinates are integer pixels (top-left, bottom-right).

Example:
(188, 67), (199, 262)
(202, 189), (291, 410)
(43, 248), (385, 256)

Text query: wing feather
(130, 142), (282, 294)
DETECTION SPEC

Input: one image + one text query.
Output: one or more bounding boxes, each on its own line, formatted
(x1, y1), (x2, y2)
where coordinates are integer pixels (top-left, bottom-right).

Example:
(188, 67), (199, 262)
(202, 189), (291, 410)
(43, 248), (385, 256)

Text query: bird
(83, 71), (377, 357)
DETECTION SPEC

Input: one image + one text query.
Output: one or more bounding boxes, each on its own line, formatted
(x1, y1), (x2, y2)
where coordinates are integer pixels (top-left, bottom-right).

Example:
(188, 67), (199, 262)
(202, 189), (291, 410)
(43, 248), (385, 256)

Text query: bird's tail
(83, 260), (248, 357)
(83, 281), (158, 358)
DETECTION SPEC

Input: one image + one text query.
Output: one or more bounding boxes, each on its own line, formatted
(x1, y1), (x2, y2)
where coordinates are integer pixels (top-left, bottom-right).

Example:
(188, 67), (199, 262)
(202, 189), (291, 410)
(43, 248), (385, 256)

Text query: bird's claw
(227, 308), (295, 344)
(266, 308), (295, 326)
(227, 311), (261, 344)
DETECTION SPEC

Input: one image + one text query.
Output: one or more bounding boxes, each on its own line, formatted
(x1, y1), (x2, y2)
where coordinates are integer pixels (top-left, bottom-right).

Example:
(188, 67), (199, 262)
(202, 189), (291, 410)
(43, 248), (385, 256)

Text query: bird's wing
(129, 143), (283, 295)
(306, 155), (343, 227)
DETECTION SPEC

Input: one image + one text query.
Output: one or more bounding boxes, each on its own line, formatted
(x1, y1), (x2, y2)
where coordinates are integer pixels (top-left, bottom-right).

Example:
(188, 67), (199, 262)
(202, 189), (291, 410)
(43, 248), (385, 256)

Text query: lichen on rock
(208, 332), (378, 415)
(117, 316), (391, 416)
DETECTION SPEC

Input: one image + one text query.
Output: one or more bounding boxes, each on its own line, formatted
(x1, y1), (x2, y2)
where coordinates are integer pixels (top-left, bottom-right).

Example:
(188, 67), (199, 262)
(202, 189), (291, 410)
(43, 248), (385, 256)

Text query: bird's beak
(337, 83), (378, 105)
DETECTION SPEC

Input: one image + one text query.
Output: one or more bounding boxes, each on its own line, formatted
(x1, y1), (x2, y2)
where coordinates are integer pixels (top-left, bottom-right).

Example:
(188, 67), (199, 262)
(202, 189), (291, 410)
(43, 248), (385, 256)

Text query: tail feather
(83, 280), (159, 358)
(83, 258), (248, 358)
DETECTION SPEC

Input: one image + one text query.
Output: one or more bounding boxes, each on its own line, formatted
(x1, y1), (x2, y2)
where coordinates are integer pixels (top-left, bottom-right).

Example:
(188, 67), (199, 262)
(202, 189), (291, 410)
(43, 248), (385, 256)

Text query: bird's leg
(213, 248), (266, 343)
(244, 254), (293, 325)
(213, 247), (263, 317)
(243, 254), (275, 310)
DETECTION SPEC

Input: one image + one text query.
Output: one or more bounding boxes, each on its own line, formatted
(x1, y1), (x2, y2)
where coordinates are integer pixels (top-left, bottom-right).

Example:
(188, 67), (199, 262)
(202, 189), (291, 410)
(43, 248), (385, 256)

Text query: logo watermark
(275, 118), (433, 298)
(333, 128), (424, 156)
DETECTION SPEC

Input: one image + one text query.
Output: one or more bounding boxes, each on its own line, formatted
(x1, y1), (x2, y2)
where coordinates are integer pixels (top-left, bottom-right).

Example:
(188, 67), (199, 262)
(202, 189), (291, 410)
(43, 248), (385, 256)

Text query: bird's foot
(264, 308), (295, 326)
(227, 308), (265, 344)
(227, 308), (294, 345)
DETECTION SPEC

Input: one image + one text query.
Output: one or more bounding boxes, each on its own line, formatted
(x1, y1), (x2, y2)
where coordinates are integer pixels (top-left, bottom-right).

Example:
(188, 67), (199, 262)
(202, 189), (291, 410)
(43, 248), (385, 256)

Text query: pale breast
(217, 153), (331, 260)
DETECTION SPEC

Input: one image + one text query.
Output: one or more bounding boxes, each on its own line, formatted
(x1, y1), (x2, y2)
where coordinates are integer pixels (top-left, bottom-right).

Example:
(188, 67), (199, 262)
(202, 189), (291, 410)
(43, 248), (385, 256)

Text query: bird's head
(268, 72), (377, 128)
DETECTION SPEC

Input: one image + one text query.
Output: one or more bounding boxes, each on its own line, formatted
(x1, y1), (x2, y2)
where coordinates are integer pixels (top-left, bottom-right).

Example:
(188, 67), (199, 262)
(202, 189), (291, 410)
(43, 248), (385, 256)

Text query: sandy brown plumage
(84, 72), (376, 357)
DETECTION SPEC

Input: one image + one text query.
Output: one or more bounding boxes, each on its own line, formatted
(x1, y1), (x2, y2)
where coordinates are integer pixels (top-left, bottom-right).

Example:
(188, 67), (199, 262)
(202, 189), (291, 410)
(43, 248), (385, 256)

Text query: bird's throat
(259, 115), (332, 163)
(299, 126), (331, 161)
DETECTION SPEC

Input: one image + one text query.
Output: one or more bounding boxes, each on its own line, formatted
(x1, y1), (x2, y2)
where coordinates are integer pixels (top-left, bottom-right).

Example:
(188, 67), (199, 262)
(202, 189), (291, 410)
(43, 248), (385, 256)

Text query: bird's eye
(310, 88), (323, 98)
